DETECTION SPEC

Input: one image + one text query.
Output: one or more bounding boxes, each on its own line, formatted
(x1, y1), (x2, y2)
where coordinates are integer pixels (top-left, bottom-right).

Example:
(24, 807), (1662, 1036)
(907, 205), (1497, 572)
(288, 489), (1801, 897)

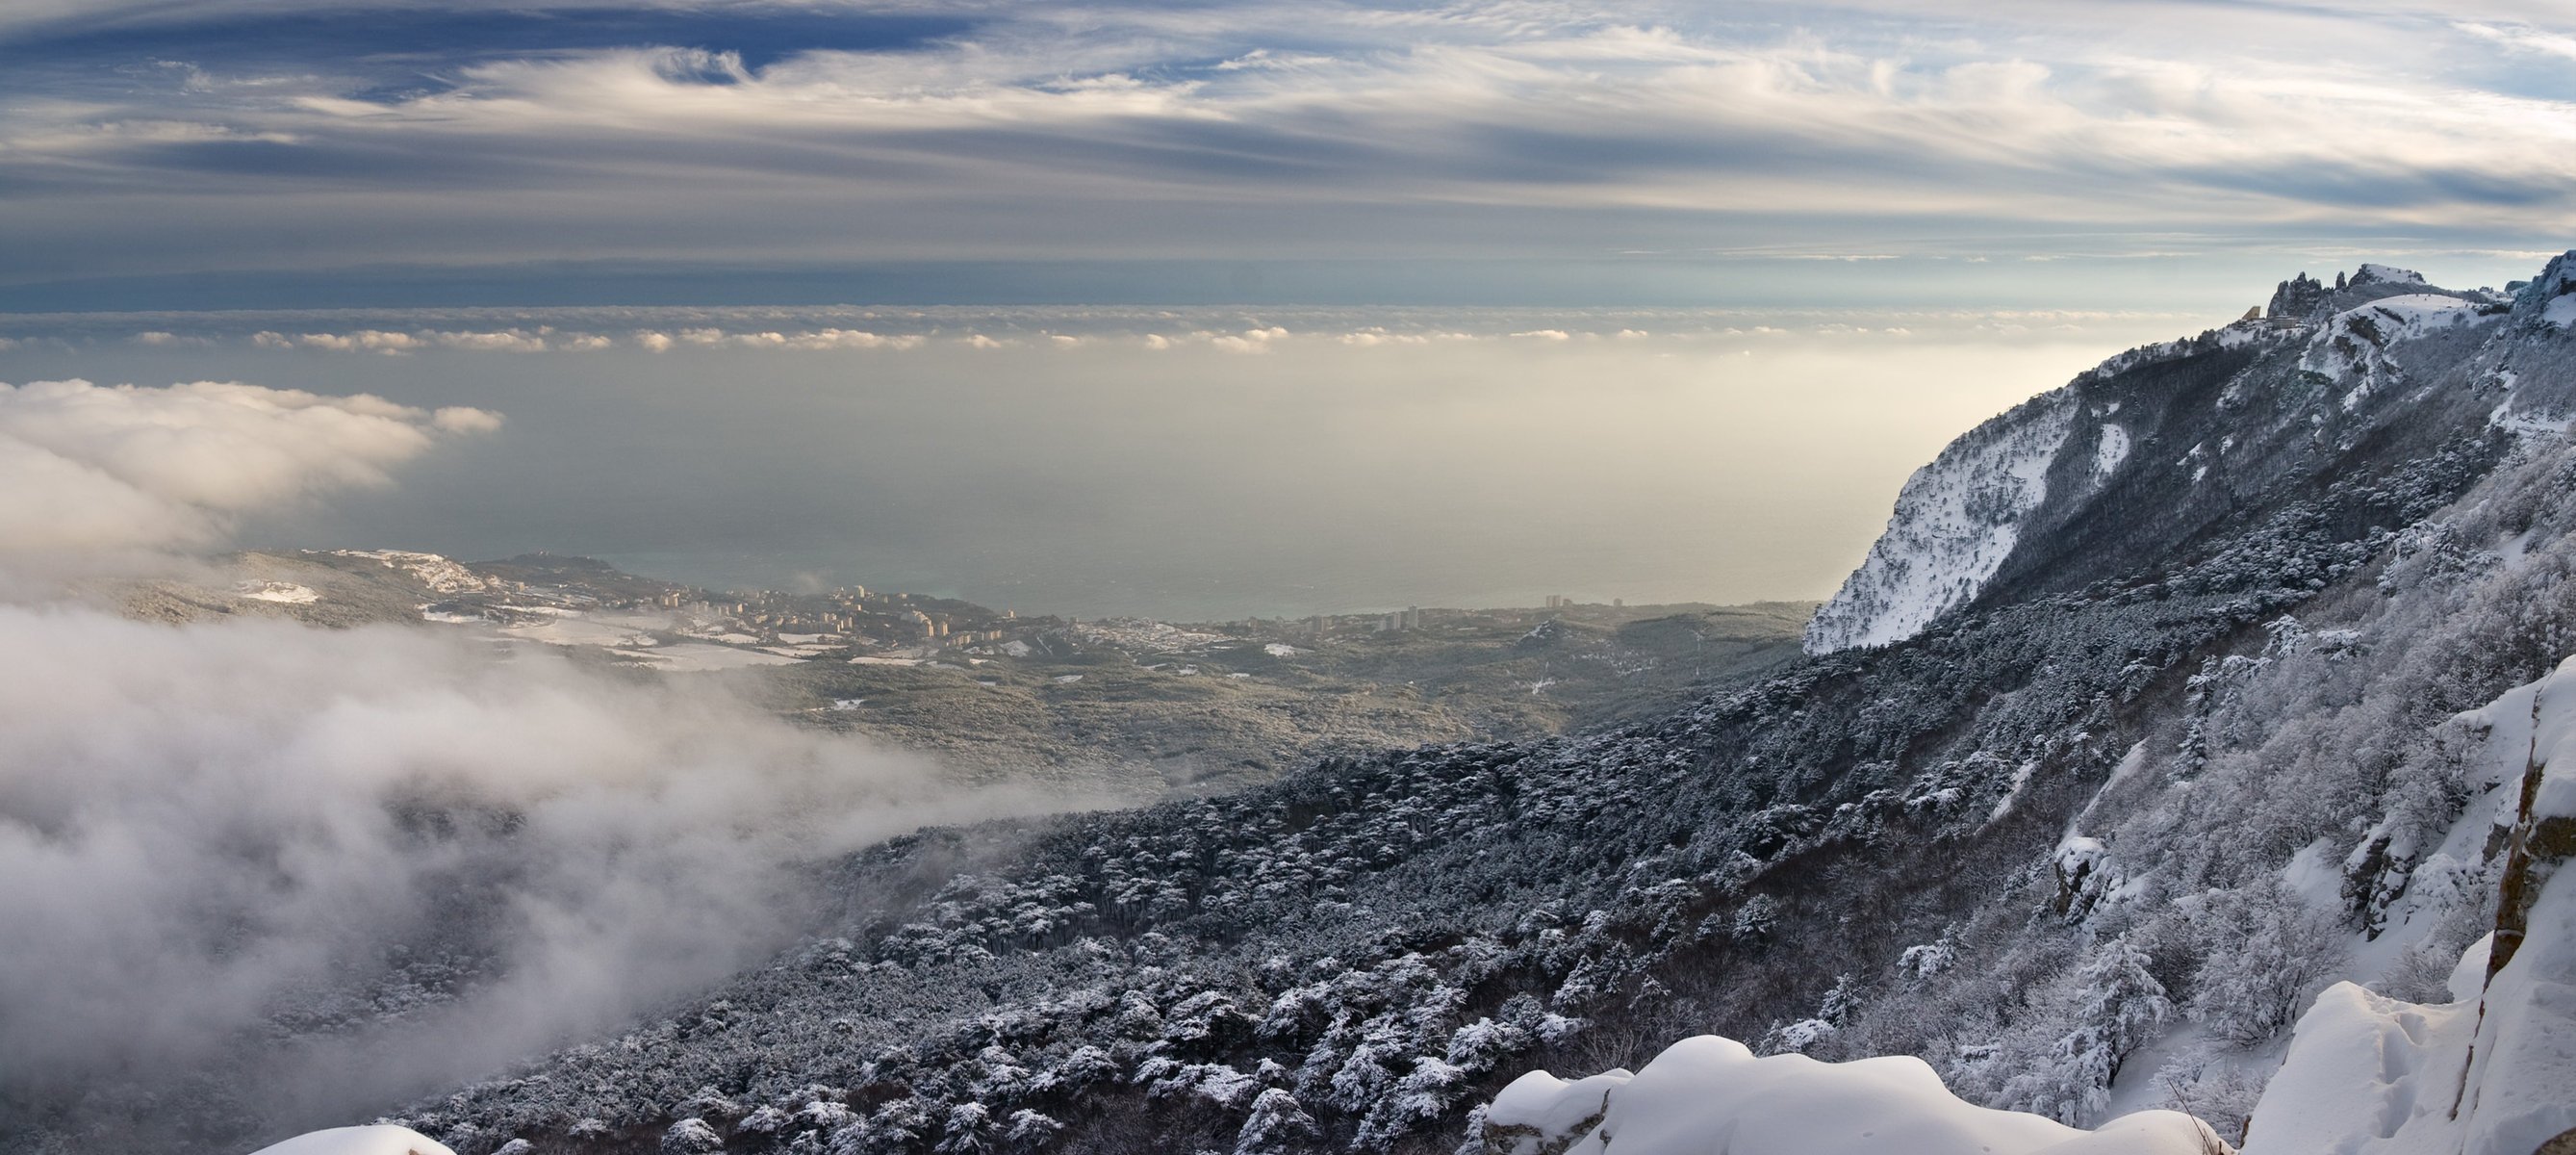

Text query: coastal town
(151, 548), (1811, 794)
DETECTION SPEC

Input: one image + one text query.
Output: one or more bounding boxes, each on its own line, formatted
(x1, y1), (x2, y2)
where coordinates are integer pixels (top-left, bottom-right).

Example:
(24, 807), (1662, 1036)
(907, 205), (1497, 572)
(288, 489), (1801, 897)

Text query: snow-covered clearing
(329, 550), (494, 594)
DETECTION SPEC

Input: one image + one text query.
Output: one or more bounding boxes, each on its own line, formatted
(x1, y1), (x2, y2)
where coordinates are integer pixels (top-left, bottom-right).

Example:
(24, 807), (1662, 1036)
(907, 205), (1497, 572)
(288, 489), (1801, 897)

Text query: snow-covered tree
(1233, 1089), (1319, 1155)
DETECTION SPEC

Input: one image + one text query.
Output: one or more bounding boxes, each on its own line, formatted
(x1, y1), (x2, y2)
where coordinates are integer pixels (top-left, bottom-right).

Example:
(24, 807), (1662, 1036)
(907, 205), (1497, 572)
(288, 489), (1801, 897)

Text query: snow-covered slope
(1555, 593), (2576, 1155)
(1802, 393), (2077, 654)
(2242, 654), (2576, 1155)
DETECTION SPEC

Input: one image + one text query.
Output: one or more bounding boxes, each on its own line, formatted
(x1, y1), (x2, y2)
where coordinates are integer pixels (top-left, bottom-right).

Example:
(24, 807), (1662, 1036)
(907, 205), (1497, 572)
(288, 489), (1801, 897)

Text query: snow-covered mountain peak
(2351, 262), (2427, 287)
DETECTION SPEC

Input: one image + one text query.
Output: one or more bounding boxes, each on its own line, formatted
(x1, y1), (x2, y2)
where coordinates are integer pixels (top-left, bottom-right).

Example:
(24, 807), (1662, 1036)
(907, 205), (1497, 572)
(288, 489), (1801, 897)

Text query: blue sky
(3, 0), (2572, 308)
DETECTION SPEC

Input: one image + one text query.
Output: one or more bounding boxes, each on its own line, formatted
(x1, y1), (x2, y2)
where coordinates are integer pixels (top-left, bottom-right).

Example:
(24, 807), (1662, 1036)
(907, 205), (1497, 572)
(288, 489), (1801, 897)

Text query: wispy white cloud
(2455, 20), (2576, 63)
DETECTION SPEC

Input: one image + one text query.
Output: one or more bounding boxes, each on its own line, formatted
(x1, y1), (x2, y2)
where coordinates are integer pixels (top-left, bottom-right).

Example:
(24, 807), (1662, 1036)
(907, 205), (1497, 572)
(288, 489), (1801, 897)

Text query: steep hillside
(1808, 259), (2572, 654)
(88, 253), (2576, 1155)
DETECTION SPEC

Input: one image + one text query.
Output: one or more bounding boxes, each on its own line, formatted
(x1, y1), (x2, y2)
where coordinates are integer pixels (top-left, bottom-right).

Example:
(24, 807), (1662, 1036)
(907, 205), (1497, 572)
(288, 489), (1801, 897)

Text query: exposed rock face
(1801, 392), (2076, 654)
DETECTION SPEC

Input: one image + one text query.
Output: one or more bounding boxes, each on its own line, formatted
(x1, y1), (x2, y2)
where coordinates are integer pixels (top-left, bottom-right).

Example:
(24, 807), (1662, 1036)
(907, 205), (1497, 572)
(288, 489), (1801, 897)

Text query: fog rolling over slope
(0, 381), (1084, 1148)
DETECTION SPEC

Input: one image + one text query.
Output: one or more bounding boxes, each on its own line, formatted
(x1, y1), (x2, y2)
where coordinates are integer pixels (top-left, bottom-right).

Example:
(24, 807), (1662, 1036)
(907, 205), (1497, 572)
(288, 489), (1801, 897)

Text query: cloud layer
(1, 1), (2571, 297)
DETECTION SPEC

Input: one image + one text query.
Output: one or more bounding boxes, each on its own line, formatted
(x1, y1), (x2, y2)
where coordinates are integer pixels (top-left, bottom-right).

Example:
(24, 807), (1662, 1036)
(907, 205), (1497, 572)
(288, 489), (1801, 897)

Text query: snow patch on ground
(497, 610), (660, 649)
(2544, 295), (2576, 329)
(329, 550), (494, 594)
(2487, 400), (2569, 439)
(2298, 295), (2497, 413)
(2092, 424), (2130, 481)
(1806, 394), (2076, 654)
(613, 642), (800, 672)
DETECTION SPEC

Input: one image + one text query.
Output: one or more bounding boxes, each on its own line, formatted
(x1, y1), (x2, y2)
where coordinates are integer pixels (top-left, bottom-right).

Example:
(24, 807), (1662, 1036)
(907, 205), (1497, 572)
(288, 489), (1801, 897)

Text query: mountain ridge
(1807, 258), (2565, 655)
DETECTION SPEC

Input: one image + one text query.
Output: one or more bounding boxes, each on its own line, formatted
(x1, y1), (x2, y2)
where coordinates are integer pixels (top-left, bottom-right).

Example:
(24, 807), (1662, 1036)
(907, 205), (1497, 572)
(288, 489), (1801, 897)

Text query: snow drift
(1483, 1036), (2227, 1155)
(249, 1125), (457, 1155)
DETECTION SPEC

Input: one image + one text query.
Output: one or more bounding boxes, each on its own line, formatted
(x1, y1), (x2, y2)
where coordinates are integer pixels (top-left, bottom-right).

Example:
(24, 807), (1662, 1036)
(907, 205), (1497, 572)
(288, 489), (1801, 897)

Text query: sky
(0, 0), (2571, 308)
(4, 0), (2575, 615)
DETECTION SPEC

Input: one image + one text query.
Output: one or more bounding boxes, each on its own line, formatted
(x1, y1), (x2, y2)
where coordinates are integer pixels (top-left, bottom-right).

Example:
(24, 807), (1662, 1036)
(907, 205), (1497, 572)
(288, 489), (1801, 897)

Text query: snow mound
(1487, 1036), (2227, 1155)
(1806, 393), (2076, 654)
(246, 1124), (457, 1155)
(2243, 906), (2571, 1155)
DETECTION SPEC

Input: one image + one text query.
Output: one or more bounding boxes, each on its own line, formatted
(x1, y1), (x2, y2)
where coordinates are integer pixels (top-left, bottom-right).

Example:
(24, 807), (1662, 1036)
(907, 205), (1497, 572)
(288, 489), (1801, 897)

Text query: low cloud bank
(0, 377), (1067, 1149)
(0, 378), (497, 558)
(0, 604), (1056, 1133)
